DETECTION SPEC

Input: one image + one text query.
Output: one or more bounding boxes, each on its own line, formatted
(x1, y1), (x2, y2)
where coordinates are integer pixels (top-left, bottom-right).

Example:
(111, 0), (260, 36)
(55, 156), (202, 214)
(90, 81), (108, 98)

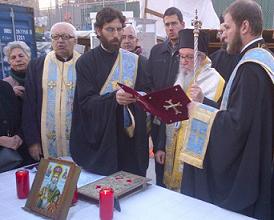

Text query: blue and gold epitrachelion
(180, 104), (218, 168)
(100, 49), (138, 137)
(181, 47), (274, 169)
(41, 51), (80, 158)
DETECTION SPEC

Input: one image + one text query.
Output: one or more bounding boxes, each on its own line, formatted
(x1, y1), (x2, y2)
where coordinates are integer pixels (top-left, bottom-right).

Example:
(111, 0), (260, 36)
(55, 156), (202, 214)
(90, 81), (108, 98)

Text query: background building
(0, 0), (40, 16)
(0, 0), (273, 30)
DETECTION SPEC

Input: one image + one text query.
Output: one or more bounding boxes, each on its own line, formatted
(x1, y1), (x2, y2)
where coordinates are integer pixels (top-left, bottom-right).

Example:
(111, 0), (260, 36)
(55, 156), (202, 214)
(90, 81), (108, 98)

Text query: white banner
(140, 0), (220, 37)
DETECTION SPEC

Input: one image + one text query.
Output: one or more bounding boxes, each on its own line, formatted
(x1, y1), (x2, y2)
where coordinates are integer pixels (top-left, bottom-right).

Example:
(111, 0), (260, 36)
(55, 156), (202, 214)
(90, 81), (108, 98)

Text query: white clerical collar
(100, 44), (108, 51)
(100, 44), (116, 53)
(240, 37), (263, 53)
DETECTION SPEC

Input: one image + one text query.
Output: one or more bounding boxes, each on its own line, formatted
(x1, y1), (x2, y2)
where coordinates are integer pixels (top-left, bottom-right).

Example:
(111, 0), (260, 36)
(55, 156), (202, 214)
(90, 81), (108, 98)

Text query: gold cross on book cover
(118, 83), (191, 124)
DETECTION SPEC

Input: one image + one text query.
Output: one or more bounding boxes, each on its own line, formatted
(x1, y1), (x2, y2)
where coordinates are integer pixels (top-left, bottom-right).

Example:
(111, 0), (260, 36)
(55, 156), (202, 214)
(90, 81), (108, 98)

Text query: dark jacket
(0, 80), (35, 166)
(0, 80), (21, 138)
(182, 39), (274, 220)
(147, 40), (179, 91)
(22, 56), (45, 147)
(146, 40), (180, 151)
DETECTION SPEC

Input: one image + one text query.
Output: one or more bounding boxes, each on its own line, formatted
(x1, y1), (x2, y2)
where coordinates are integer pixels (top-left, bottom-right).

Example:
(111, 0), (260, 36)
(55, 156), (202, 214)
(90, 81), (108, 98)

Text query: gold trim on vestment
(99, 49), (139, 137)
(41, 51), (80, 158)
(100, 52), (121, 95)
(180, 104), (218, 169)
(41, 53), (51, 158)
(213, 76), (225, 101)
(163, 57), (224, 191)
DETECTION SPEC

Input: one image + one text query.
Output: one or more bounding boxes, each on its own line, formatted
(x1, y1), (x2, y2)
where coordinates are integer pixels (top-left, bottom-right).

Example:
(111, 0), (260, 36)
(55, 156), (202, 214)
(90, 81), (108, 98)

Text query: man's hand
(0, 135), (22, 150)
(189, 84), (204, 103)
(187, 101), (197, 118)
(29, 143), (42, 161)
(13, 86), (25, 97)
(155, 150), (165, 164)
(116, 88), (136, 105)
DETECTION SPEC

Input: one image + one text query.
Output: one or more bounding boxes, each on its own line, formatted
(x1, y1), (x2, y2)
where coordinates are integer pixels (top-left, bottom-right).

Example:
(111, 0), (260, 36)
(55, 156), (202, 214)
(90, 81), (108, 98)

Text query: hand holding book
(118, 83), (191, 124)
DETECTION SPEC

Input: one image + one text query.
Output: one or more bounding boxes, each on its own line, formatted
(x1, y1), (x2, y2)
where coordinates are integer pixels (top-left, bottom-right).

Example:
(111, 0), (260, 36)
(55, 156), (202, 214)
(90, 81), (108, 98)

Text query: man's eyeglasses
(51, 34), (75, 40)
(103, 27), (123, 34)
(180, 55), (194, 61)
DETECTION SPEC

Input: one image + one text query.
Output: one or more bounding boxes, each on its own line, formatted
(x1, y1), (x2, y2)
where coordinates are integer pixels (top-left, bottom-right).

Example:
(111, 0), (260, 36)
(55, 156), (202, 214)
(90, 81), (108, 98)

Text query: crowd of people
(0, 0), (273, 219)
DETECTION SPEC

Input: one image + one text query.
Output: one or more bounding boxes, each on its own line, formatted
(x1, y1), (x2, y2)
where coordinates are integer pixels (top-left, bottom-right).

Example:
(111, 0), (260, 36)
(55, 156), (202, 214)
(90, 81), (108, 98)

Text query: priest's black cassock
(209, 48), (240, 83)
(22, 56), (45, 148)
(204, 49), (240, 109)
(70, 45), (150, 176)
(181, 40), (273, 220)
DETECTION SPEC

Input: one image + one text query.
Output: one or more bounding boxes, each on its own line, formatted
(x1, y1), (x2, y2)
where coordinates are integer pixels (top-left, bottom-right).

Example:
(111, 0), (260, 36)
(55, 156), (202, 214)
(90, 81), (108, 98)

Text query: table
(0, 168), (255, 220)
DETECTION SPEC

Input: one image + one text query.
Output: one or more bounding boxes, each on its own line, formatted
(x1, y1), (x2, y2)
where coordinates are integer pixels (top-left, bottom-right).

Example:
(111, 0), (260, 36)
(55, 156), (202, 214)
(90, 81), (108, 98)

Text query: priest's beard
(100, 34), (121, 53)
(226, 29), (243, 54)
(175, 56), (203, 91)
(174, 67), (194, 91)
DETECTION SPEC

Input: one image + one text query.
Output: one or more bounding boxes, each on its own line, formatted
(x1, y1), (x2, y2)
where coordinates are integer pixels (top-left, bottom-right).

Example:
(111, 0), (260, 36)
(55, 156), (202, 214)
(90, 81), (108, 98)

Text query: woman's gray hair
(50, 22), (77, 38)
(3, 41), (31, 62)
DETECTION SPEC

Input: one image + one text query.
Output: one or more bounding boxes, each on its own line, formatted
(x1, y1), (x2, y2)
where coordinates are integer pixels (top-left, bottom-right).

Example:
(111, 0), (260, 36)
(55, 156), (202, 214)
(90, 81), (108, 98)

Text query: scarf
(9, 69), (26, 86)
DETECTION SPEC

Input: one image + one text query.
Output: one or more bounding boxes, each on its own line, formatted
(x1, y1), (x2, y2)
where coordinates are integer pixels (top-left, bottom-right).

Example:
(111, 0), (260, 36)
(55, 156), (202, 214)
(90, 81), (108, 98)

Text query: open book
(118, 83), (191, 124)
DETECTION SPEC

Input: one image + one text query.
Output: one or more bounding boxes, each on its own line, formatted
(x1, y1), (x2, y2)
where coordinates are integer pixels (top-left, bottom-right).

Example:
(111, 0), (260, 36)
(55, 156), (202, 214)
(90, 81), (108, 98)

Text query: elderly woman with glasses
(3, 41), (31, 97)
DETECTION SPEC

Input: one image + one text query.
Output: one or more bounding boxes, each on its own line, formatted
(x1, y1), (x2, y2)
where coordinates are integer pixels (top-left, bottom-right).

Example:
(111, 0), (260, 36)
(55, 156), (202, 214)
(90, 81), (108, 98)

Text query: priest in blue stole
(22, 22), (80, 160)
(180, 1), (274, 220)
(70, 7), (150, 176)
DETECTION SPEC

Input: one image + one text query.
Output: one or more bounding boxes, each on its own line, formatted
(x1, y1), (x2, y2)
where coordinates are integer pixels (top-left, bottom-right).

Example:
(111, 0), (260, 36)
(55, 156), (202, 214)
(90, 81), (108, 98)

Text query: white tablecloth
(0, 168), (255, 220)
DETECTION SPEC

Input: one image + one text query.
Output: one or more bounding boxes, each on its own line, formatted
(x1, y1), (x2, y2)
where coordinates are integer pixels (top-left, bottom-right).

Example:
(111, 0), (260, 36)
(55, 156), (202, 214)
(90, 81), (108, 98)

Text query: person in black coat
(182, 1), (273, 219)
(209, 18), (239, 85)
(70, 7), (150, 176)
(146, 7), (185, 186)
(0, 80), (28, 172)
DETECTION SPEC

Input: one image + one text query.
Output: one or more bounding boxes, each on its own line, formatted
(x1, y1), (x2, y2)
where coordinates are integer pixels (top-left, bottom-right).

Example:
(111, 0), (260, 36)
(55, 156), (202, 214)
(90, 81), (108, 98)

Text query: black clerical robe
(181, 40), (273, 220)
(0, 81), (33, 170)
(70, 46), (150, 176)
(22, 56), (45, 148)
(209, 48), (239, 83)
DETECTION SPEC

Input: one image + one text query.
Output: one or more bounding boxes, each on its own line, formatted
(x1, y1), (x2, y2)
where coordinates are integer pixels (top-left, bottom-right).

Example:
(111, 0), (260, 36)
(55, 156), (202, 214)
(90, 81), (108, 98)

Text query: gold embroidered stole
(180, 104), (218, 168)
(179, 48), (274, 174)
(100, 49), (138, 137)
(163, 58), (224, 191)
(41, 51), (80, 158)
(100, 49), (138, 95)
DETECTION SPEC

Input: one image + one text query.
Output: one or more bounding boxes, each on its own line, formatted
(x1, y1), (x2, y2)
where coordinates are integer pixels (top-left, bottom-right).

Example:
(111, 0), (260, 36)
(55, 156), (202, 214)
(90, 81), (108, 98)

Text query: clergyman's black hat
(178, 29), (209, 54)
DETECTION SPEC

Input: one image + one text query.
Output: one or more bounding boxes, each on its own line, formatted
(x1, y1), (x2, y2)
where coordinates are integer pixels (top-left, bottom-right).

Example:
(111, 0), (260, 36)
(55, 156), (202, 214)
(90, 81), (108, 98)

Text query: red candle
(15, 169), (30, 199)
(99, 187), (114, 220)
(71, 187), (78, 205)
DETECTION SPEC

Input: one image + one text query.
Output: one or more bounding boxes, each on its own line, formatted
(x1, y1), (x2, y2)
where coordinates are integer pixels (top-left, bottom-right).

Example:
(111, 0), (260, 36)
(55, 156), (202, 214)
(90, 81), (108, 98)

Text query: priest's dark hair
(94, 7), (126, 29)
(224, 0), (263, 36)
(163, 7), (183, 23)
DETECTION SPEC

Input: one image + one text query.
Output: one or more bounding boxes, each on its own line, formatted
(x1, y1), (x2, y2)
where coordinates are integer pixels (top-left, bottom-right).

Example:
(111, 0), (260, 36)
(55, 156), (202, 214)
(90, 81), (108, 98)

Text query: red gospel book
(118, 83), (191, 124)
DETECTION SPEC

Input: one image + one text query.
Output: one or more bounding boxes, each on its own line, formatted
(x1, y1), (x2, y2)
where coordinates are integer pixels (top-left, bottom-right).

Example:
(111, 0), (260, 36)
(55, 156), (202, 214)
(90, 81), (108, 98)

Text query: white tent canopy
(140, 0), (220, 38)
